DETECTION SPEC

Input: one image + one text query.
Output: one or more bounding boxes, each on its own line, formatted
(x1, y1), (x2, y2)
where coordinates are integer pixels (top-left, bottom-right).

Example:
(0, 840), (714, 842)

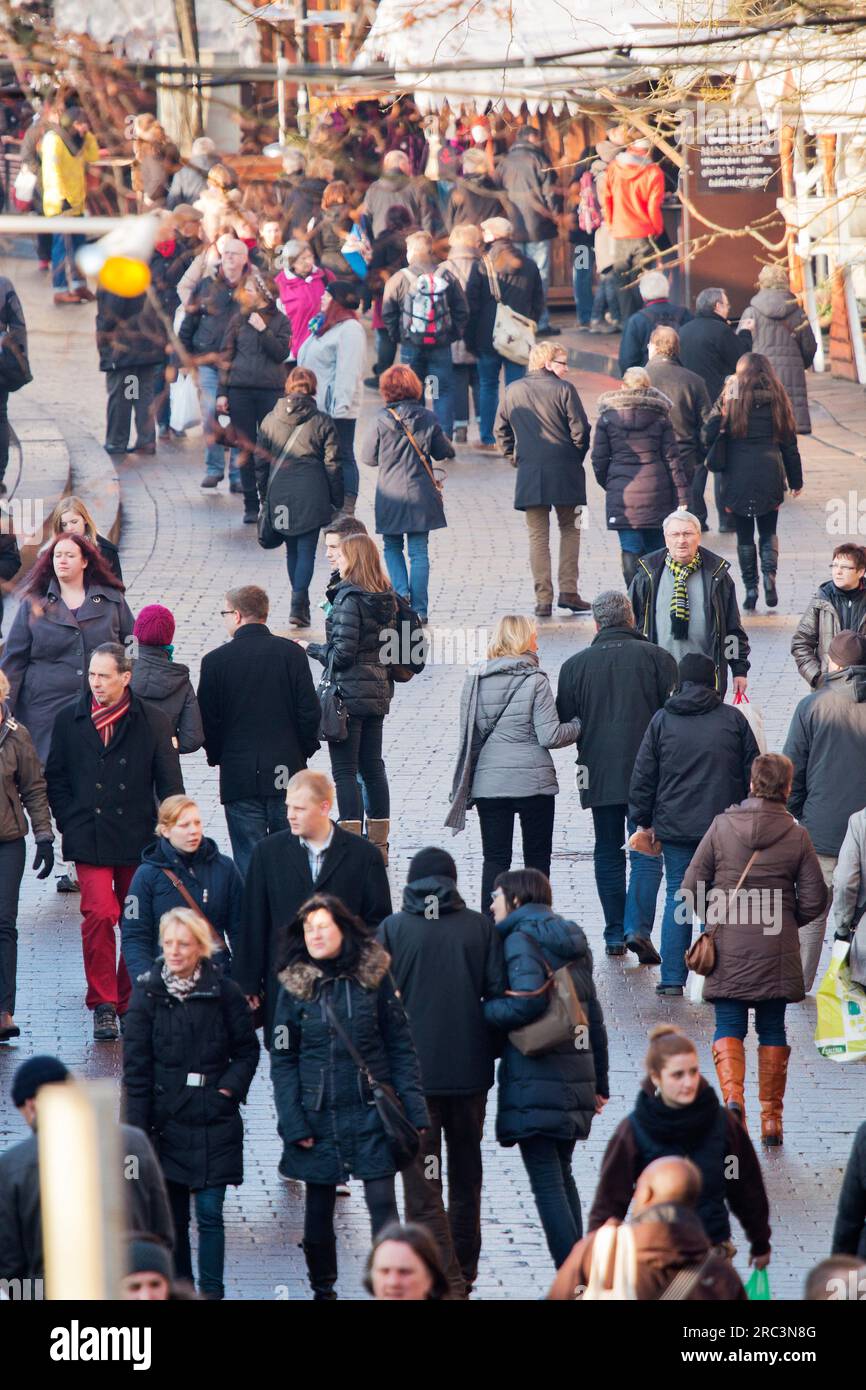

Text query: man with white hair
(600, 136), (666, 322)
(628, 510), (749, 698)
(362, 149), (441, 238)
(166, 136), (219, 209)
(618, 269), (692, 373)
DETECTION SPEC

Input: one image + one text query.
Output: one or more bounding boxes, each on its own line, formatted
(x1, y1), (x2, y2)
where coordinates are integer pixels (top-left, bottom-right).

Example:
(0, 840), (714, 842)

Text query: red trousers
(75, 863), (136, 1012)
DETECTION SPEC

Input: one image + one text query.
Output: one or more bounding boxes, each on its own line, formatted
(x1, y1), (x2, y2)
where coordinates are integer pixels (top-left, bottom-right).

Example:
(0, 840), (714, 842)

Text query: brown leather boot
(712, 1037), (747, 1129)
(337, 820), (362, 836)
(758, 1044), (790, 1147)
(366, 818), (390, 867)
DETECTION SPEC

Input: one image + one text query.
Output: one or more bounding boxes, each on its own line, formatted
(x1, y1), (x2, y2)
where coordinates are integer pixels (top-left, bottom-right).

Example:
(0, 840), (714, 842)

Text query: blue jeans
(198, 364), (240, 483)
(224, 794), (289, 880)
(382, 531), (430, 617)
(592, 269), (619, 323)
(519, 240), (552, 329)
(518, 1136), (581, 1268)
(713, 999), (787, 1046)
(477, 351), (525, 444)
(572, 246), (594, 326)
(619, 527), (665, 556)
(51, 230), (85, 291)
(285, 528), (319, 595)
(661, 840), (701, 986)
(590, 805), (663, 948)
(400, 343), (454, 437)
(167, 1180), (227, 1298)
(333, 416), (359, 500)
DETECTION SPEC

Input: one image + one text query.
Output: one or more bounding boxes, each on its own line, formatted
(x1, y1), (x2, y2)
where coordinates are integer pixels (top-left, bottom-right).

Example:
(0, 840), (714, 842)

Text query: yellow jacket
(41, 129), (99, 217)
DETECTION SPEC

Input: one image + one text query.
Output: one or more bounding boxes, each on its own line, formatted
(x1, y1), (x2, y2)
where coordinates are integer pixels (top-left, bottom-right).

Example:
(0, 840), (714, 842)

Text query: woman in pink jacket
(275, 240), (333, 360)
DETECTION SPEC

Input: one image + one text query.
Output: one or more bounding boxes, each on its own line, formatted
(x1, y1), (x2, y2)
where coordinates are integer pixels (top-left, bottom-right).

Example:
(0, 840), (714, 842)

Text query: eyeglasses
(830, 564), (860, 573)
(220, 609), (237, 617)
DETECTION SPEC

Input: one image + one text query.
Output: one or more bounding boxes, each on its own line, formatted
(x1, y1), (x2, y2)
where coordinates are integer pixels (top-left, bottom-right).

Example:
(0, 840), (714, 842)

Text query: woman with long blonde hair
(446, 614), (580, 911)
(48, 495), (123, 582)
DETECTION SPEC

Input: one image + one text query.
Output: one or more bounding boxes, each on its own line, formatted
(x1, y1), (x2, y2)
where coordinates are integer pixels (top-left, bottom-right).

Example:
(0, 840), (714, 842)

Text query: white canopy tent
(51, 0), (261, 63)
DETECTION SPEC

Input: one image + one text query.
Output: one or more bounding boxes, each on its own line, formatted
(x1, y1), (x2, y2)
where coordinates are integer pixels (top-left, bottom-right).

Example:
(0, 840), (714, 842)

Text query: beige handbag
(482, 254), (536, 366)
(581, 1222), (638, 1301)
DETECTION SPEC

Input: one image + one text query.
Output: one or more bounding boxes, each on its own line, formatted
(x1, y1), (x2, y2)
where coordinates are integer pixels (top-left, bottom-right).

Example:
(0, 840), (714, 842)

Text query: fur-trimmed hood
(597, 386), (672, 417)
(277, 938), (391, 1000)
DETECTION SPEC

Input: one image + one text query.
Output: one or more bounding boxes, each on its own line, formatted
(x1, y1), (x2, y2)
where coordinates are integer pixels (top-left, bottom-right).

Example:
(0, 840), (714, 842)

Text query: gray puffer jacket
(745, 288), (817, 434)
(462, 655), (579, 801)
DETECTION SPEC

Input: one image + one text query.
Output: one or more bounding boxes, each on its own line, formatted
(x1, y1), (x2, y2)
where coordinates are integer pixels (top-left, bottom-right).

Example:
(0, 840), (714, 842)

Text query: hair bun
(647, 1023), (685, 1041)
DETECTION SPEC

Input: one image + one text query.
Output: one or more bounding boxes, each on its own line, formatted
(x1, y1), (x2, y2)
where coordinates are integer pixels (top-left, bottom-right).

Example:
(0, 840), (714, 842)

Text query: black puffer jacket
(307, 582), (398, 718)
(464, 240), (544, 357)
(628, 682), (759, 845)
(256, 392), (343, 533)
(220, 302), (292, 392)
(122, 958), (260, 1190)
(592, 387), (690, 529)
(95, 289), (168, 371)
(703, 394), (802, 517)
(178, 272), (238, 360)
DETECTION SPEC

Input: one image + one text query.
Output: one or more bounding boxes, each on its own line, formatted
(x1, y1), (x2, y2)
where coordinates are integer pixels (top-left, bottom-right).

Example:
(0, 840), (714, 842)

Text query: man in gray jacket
(829, 809), (866, 991)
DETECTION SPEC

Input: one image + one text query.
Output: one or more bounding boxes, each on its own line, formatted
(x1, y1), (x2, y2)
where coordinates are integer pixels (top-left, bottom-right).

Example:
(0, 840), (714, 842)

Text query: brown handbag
(506, 934), (589, 1058)
(684, 850), (759, 977)
(158, 867), (227, 953)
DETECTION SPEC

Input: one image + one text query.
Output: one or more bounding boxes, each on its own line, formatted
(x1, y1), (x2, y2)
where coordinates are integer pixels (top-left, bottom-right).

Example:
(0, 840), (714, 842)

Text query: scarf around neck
(91, 689), (131, 746)
(162, 961), (202, 1001)
(665, 551), (702, 640)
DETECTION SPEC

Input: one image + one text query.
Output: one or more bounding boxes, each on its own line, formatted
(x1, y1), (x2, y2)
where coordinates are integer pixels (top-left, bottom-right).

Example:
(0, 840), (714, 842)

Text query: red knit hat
(133, 604), (176, 647)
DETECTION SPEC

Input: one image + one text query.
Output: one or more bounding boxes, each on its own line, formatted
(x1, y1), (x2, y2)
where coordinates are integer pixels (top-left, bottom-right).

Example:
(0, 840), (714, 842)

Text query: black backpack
(388, 593), (427, 683)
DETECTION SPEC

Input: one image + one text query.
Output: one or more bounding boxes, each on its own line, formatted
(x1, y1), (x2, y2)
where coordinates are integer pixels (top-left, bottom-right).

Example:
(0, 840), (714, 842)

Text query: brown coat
(548, 1207), (748, 1301)
(681, 797), (828, 1004)
(0, 714), (53, 844)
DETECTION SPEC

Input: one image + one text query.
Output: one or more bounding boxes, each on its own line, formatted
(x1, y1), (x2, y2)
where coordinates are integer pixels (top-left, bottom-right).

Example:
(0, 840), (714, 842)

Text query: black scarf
(632, 1080), (720, 1148)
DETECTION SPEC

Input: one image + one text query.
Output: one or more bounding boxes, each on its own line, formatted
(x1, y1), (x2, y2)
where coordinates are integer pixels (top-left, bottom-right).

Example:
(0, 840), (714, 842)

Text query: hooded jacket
(628, 682), (759, 844)
(619, 300), (693, 373)
(0, 712), (53, 844)
(130, 646), (204, 754)
(41, 126), (99, 217)
(745, 287), (817, 433)
(296, 316), (366, 419)
(365, 398), (453, 537)
(496, 135), (559, 242)
(703, 392), (802, 517)
(601, 153), (665, 239)
(379, 875), (506, 1094)
(274, 264), (333, 358)
(682, 797), (828, 1003)
(256, 392), (343, 535)
(494, 369), (591, 509)
(362, 171), (441, 238)
(464, 240), (545, 357)
(592, 386), (690, 530)
(307, 582), (399, 719)
(784, 665), (866, 855)
(791, 581), (866, 688)
(445, 173), (508, 232)
(483, 904), (609, 1145)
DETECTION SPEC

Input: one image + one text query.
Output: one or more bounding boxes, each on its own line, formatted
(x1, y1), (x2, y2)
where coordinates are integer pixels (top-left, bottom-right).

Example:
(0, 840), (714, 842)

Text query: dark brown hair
(749, 752), (793, 803)
(725, 352), (796, 441)
(363, 1222), (450, 1300)
(225, 584), (268, 621)
(833, 543), (866, 571)
(493, 868), (553, 909)
(23, 534), (124, 597)
(380, 364), (423, 403)
(324, 514), (368, 540)
(644, 1024), (697, 1077)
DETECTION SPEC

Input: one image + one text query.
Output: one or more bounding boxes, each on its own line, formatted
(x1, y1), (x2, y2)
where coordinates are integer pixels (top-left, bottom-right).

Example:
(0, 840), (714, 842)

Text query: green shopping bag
(745, 1268), (771, 1301)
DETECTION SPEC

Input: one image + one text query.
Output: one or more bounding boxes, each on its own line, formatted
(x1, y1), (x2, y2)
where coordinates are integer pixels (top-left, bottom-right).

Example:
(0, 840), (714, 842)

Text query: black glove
(834, 926), (853, 942)
(32, 842), (54, 879)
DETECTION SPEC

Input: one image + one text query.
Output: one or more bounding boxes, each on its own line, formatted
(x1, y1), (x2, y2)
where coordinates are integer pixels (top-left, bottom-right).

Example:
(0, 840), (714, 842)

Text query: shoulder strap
(658, 1249), (716, 1301)
(504, 931), (555, 997)
(481, 253), (501, 303)
(477, 672), (535, 752)
(385, 407), (442, 494)
(323, 994), (375, 1082)
(733, 850), (759, 894)
(263, 422), (307, 505)
(157, 865), (227, 953)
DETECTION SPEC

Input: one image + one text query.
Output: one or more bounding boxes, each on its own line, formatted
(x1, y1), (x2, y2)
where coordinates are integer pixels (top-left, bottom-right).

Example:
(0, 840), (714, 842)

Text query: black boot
(760, 536), (779, 608)
(302, 1238), (338, 1300)
(621, 550), (640, 588)
(737, 543), (759, 611)
(289, 588), (310, 628)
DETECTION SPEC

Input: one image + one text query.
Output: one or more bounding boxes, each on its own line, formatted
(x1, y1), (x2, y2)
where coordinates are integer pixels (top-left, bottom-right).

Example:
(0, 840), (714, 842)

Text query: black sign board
(693, 118), (779, 196)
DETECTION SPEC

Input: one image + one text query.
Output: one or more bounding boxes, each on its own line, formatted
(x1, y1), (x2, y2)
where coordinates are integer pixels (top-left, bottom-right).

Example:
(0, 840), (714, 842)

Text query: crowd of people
(0, 105), (864, 1305)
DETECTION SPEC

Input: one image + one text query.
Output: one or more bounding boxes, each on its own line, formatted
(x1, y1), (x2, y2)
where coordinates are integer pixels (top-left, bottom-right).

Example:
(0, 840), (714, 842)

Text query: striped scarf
(665, 551), (702, 640)
(91, 689), (131, 746)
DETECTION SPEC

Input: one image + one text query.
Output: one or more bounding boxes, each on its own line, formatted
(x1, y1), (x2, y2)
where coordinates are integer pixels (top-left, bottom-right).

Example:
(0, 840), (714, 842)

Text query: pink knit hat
(133, 604), (176, 647)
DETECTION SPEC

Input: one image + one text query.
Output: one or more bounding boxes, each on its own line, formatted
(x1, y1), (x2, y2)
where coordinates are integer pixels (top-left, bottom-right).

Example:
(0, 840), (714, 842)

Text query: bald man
(548, 1156), (747, 1300)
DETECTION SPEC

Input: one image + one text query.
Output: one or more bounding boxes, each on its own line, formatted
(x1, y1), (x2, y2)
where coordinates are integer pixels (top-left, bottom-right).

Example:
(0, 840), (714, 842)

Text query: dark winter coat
(679, 308), (752, 403)
(494, 369), (591, 509)
(628, 682), (759, 845)
(381, 258), (470, 347)
(591, 387), (690, 529)
(791, 581), (866, 688)
(277, 175), (328, 238)
(363, 171), (441, 238)
(178, 272), (239, 361)
(166, 155), (217, 209)
(445, 173), (508, 231)
(149, 243), (191, 322)
(483, 904), (609, 1146)
(0, 529), (21, 638)
(379, 875), (506, 1095)
(745, 288), (817, 433)
(496, 135), (558, 242)
(464, 240), (545, 357)
(682, 797), (828, 1004)
(589, 1078), (771, 1254)
(219, 303), (293, 392)
(703, 394), (802, 517)
(0, 1123), (174, 1281)
(364, 399), (453, 536)
(1, 580), (135, 765)
(628, 546), (750, 698)
(95, 289), (167, 371)
(121, 835), (244, 984)
(618, 300), (693, 373)
(556, 626), (677, 809)
(97, 535), (123, 583)
(130, 646), (203, 754)
(832, 1121), (866, 1258)
(123, 958), (260, 1189)
(0, 711), (53, 844)
(645, 355), (711, 477)
(308, 204), (356, 279)
(270, 938), (429, 1183)
(783, 665), (866, 856)
(256, 393), (343, 534)
(307, 582), (398, 719)
(45, 691), (184, 866)
(197, 623), (321, 805)
(236, 824), (393, 1045)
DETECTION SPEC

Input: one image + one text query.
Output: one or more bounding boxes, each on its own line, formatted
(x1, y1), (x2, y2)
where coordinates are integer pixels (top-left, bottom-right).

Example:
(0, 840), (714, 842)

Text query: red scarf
(91, 690), (131, 746)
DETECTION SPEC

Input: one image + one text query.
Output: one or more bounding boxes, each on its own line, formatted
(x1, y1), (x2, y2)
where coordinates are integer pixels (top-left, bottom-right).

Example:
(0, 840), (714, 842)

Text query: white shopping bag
(169, 372), (201, 433)
(732, 690), (766, 753)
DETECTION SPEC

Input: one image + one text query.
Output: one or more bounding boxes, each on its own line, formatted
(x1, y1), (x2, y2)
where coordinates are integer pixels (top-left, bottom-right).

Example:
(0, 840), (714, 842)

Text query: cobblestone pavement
(1, 253), (865, 1299)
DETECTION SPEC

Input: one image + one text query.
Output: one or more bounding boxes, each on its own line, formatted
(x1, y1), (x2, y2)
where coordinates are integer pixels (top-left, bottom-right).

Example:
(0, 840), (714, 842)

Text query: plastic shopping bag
(732, 690), (766, 753)
(169, 372), (201, 433)
(13, 166), (37, 208)
(745, 1268), (771, 1301)
(815, 938), (866, 1062)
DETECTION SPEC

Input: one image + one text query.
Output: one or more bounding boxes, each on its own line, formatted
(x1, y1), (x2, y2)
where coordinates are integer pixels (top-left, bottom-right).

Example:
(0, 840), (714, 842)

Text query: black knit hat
(328, 279), (361, 310)
(828, 631), (866, 669)
(408, 847), (458, 882)
(678, 653), (716, 687)
(127, 1238), (173, 1282)
(11, 1055), (69, 1106)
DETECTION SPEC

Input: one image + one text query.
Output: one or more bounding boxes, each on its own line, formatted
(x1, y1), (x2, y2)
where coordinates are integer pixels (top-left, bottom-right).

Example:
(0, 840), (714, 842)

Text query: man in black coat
(95, 285), (168, 456)
(45, 643), (184, 1040)
(646, 325), (712, 526)
(379, 847), (505, 1298)
(678, 286), (753, 404)
(197, 584), (321, 880)
(494, 341), (591, 618)
(629, 653), (759, 995)
(628, 510), (750, 699)
(557, 591), (676, 962)
(618, 270), (692, 373)
(495, 126), (559, 334)
(0, 1055), (174, 1283)
(236, 769), (391, 1048)
(832, 1119), (866, 1258)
